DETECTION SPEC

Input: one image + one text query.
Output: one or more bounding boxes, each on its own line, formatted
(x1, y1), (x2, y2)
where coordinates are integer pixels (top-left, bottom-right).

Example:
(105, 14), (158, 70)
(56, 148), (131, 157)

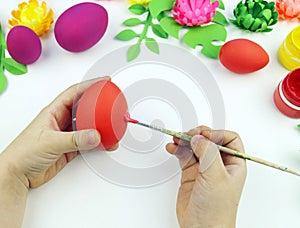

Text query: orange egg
(75, 80), (128, 150)
(219, 39), (269, 74)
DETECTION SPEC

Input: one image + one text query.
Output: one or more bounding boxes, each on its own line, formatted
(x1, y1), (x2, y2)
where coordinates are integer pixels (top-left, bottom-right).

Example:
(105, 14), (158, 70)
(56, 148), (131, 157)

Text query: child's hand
(166, 126), (247, 228)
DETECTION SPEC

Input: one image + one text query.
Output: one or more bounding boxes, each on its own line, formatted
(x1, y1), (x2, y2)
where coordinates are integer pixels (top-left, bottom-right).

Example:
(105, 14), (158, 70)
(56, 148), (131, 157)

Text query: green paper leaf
(0, 72), (7, 94)
(151, 24), (168, 39)
(149, 0), (174, 19)
(212, 11), (228, 26)
(115, 29), (138, 41)
(250, 18), (261, 31)
(183, 24), (227, 59)
(123, 18), (143, 26)
(218, 0), (225, 10)
(242, 14), (254, 29)
(145, 38), (159, 54)
(297, 124), (300, 128)
(128, 4), (147, 15)
(4, 58), (27, 75)
(127, 43), (141, 61)
(262, 9), (272, 21)
(159, 16), (182, 38)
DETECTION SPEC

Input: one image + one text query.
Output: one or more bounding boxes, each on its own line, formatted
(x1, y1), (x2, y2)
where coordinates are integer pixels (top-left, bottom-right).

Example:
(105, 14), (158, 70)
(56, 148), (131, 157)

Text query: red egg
(76, 80), (128, 150)
(54, 2), (108, 52)
(7, 26), (42, 65)
(219, 39), (269, 74)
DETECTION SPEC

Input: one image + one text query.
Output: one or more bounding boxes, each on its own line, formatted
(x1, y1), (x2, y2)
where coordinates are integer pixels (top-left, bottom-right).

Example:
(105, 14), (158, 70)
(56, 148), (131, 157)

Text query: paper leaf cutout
(123, 18), (143, 26)
(127, 43), (141, 61)
(0, 72), (7, 93)
(151, 24), (168, 39)
(183, 24), (227, 59)
(115, 29), (138, 41)
(297, 124), (300, 129)
(218, 0), (225, 10)
(212, 11), (229, 26)
(159, 16), (182, 38)
(128, 4), (147, 15)
(4, 58), (27, 75)
(149, 0), (174, 19)
(145, 38), (159, 54)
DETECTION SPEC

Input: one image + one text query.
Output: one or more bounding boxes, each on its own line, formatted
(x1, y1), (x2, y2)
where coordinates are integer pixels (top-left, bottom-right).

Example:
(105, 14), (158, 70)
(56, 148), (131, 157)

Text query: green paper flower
(230, 0), (278, 32)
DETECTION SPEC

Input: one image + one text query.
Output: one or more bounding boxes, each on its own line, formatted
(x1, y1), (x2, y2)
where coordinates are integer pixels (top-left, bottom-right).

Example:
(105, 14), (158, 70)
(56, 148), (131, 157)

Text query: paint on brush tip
(124, 112), (139, 124)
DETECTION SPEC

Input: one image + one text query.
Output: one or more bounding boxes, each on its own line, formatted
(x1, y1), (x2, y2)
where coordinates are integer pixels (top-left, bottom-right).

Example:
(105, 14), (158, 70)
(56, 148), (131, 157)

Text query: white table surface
(0, 0), (300, 227)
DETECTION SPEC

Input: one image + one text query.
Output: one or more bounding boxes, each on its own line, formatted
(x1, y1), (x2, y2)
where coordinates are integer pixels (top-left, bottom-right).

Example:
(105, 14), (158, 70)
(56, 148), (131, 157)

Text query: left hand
(0, 77), (115, 189)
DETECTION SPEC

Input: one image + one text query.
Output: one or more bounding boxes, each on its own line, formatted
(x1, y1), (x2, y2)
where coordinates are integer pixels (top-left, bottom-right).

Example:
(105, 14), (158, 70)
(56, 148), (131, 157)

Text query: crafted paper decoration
(115, 0), (228, 61)
(0, 24), (27, 94)
(276, 0), (300, 21)
(8, 0), (54, 37)
(230, 0), (278, 32)
(172, 0), (219, 26)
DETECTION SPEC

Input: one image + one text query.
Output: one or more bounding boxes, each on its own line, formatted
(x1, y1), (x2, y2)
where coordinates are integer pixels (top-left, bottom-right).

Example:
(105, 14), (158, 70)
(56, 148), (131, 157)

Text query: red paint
(124, 112), (139, 124)
(76, 80), (128, 149)
(274, 68), (300, 118)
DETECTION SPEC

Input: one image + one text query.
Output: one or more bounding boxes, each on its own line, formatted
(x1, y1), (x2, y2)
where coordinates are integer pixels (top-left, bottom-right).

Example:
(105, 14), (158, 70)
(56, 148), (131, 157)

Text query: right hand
(166, 126), (247, 228)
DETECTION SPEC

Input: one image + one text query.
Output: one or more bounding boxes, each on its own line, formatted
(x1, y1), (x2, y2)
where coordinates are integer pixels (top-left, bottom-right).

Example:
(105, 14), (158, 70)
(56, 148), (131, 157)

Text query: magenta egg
(54, 2), (108, 52)
(7, 26), (42, 65)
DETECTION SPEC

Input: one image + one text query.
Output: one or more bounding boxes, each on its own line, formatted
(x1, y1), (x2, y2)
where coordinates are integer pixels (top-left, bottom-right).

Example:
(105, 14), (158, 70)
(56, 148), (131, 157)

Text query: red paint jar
(274, 68), (300, 118)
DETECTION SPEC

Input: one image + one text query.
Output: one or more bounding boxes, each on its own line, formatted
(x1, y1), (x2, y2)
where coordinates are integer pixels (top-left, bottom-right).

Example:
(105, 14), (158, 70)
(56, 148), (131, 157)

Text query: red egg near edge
(219, 39), (269, 74)
(76, 80), (128, 150)
(54, 2), (108, 52)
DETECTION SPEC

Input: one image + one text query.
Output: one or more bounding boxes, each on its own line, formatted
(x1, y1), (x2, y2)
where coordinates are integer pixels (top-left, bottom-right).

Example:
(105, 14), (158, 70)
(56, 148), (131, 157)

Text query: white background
(0, 0), (299, 227)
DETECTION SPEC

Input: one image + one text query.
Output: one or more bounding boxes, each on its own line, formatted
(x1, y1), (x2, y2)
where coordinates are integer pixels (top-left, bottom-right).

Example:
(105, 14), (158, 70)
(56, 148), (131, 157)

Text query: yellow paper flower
(129, 0), (150, 6)
(8, 0), (54, 37)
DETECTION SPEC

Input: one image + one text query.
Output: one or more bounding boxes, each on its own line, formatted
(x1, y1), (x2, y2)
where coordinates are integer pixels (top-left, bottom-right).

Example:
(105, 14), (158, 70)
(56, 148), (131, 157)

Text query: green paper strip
(4, 58), (27, 75)
(0, 72), (7, 93)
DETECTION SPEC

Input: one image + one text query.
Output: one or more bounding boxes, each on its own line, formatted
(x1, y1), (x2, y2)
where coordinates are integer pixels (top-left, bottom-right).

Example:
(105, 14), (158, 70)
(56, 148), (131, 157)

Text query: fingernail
(190, 135), (204, 150)
(87, 130), (100, 146)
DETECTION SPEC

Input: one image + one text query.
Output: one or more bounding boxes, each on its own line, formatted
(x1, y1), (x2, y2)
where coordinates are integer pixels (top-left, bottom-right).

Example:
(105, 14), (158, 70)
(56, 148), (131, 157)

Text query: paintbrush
(126, 115), (300, 177)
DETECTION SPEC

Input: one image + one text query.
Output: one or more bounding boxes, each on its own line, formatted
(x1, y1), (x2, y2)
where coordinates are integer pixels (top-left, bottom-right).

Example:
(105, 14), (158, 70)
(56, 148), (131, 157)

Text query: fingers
(51, 129), (101, 154)
(166, 143), (197, 170)
(51, 76), (111, 110)
(190, 135), (225, 174)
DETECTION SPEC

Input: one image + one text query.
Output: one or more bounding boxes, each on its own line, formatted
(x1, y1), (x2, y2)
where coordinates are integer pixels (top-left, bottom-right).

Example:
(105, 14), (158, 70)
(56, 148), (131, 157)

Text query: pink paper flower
(276, 0), (300, 21)
(172, 0), (219, 26)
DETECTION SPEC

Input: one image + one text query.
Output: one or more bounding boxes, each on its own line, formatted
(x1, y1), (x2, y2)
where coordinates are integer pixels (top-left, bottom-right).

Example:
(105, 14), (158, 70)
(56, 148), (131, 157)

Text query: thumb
(51, 129), (101, 154)
(190, 135), (224, 175)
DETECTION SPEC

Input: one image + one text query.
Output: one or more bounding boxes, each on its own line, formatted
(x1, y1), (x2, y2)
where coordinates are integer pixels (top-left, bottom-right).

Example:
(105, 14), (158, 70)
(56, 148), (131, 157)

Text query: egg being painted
(7, 26), (42, 65)
(54, 2), (108, 52)
(75, 80), (128, 150)
(219, 39), (269, 74)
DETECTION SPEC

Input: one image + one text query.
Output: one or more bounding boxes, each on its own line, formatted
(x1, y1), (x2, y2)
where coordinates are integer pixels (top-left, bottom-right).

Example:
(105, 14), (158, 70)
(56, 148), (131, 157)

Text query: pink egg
(54, 2), (108, 52)
(7, 26), (42, 65)
(76, 80), (128, 150)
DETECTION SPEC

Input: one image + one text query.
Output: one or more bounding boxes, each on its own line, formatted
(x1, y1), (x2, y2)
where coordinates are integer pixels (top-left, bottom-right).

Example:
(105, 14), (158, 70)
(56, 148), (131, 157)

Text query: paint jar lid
(282, 68), (300, 107)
